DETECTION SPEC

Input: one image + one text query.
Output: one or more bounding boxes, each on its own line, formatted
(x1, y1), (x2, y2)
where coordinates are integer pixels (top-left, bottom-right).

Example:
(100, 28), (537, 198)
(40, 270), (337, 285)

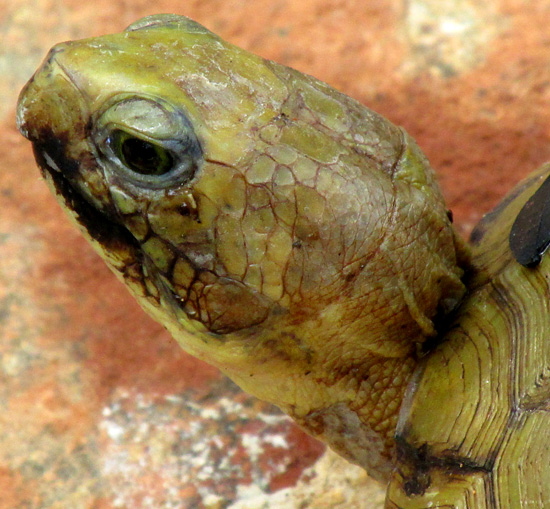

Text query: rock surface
(3, 0), (550, 507)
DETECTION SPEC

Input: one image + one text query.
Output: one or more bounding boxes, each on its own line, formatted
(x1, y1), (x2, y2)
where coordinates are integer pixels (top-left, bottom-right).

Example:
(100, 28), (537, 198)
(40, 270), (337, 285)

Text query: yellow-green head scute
(17, 14), (468, 480)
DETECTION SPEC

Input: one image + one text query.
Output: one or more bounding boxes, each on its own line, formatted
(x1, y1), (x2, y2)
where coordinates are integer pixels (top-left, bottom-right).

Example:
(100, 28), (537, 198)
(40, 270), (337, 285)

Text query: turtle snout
(16, 43), (87, 147)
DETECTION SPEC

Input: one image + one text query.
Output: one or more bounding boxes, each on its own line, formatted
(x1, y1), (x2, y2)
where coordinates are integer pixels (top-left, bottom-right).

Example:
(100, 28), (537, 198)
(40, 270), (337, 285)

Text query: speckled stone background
(2, 1), (550, 507)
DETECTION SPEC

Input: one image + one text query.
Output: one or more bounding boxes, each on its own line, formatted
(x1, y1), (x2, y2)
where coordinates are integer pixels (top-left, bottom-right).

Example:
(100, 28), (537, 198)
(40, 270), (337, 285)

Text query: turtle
(15, 14), (550, 508)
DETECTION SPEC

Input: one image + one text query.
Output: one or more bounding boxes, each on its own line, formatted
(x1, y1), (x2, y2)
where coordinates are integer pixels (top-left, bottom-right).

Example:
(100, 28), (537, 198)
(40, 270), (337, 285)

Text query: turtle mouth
(18, 46), (140, 260)
(31, 134), (208, 323)
(30, 130), (271, 336)
(31, 131), (141, 258)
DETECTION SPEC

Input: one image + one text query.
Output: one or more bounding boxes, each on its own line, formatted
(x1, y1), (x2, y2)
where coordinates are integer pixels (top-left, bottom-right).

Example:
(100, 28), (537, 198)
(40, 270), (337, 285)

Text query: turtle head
(16, 14), (284, 337)
(17, 14), (468, 480)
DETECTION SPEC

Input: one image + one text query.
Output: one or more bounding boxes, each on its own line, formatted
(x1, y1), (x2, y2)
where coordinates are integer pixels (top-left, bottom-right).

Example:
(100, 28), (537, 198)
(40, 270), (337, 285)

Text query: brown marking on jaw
(31, 129), (140, 255)
(122, 261), (150, 296)
(32, 132), (272, 336)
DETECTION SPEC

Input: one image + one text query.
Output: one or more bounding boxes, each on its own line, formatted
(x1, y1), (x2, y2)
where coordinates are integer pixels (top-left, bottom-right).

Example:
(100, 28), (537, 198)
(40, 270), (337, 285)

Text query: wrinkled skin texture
(387, 165), (550, 508)
(17, 15), (467, 481)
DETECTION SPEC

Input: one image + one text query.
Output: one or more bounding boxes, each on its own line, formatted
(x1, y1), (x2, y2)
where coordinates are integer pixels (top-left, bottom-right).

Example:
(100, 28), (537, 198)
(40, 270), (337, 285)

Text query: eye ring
(92, 94), (203, 190)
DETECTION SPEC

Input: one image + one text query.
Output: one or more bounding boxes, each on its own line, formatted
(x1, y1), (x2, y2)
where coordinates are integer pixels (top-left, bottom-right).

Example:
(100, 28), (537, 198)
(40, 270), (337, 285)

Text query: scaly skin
(16, 14), (468, 481)
(387, 164), (550, 508)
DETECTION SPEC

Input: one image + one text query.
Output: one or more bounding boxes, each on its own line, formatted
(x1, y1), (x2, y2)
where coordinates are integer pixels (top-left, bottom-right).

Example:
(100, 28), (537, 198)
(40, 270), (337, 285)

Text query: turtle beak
(17, 43), (89, 160)
(16, 44), (140, 263)
(16, 43), (94, 221)
(16, 43), (87, 221)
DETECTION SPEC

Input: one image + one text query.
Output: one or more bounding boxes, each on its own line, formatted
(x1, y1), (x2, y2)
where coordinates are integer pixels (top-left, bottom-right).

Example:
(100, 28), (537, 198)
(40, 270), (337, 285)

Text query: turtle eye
(93, 95), (203, 190)
(110, 130), (175, 176)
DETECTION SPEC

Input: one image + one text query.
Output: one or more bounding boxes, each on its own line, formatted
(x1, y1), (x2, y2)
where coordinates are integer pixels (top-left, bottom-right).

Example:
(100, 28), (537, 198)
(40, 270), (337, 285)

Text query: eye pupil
(116, 134), (174, 176)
